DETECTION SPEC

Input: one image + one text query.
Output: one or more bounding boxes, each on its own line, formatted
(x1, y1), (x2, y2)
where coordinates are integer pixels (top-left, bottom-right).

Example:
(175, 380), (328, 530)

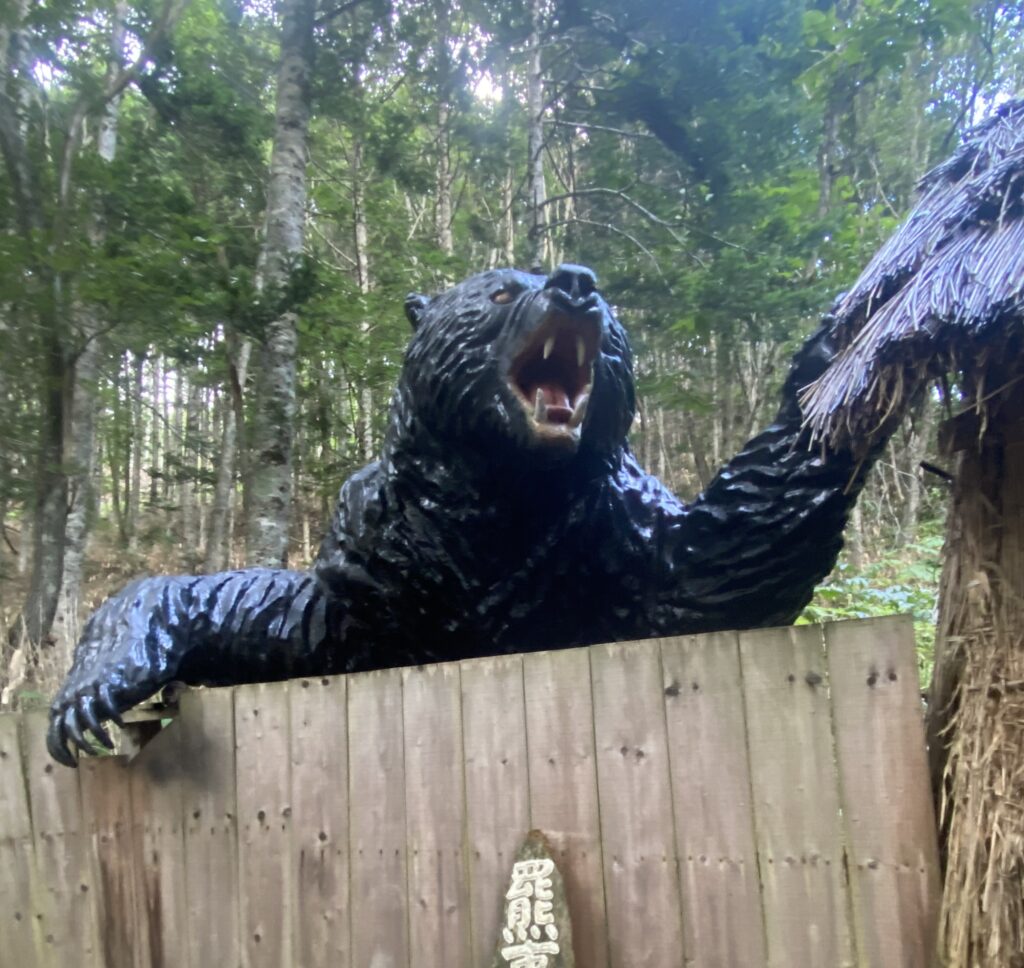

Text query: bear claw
(47, 687), (121, 767)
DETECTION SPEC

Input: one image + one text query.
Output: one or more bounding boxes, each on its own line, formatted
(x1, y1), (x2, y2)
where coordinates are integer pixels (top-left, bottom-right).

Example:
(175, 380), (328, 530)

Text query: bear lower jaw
(522, 389), (589, 449)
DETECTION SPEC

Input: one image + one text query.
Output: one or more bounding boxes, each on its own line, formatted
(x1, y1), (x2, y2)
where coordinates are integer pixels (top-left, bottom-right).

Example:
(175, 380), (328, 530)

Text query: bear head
(393, 265), (636, 468)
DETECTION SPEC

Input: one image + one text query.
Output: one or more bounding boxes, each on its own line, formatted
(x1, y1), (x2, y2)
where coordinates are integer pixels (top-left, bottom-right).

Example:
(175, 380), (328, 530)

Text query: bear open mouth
(507, 312), (600, 442)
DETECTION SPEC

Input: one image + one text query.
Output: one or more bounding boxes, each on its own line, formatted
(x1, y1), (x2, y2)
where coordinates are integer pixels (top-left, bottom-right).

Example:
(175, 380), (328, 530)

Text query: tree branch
(314, 0), (373, 27)
(57, 0), (189, 216)
(542, 185), (751, 256)
(540, 217), (665, 275)
(546, 119), (654, 140)
(541, 187), (710, 266)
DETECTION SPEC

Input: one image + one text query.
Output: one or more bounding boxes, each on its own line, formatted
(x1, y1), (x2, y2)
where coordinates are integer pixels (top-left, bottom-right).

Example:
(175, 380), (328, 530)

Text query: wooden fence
(0, 616), (940, 968)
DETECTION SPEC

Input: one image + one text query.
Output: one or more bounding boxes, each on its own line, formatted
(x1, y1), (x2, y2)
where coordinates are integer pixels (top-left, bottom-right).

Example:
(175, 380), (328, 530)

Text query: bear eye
(491, 286), (518, 305)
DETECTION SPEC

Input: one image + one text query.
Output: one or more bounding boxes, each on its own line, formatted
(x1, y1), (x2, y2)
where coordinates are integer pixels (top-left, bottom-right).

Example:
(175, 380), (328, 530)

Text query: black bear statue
(48, 264), (878, 765)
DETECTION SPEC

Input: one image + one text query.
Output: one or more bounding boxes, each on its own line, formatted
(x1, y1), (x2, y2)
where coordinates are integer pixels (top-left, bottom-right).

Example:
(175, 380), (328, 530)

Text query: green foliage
(2, 0), (1023, 670)
(800, 523), (945, 686)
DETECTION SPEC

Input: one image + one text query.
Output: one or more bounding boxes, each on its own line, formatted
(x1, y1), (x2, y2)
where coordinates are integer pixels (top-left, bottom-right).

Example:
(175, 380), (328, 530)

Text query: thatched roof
(801, 97), (1024, 446)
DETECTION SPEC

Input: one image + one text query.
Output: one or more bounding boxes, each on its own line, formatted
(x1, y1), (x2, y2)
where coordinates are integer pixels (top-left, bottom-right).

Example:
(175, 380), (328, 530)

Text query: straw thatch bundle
(801, 97), (1024, 448)
(801, 98), (1024, 968)
(929, 412), (1024, 967)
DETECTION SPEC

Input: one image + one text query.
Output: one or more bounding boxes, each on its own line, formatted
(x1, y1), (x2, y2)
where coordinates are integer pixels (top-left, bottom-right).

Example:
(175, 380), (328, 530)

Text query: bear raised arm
(48, 264), (874, 765)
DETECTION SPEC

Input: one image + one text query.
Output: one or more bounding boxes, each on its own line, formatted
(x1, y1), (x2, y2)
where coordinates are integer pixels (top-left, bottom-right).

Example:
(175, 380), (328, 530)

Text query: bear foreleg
(46, 568), (336, 766)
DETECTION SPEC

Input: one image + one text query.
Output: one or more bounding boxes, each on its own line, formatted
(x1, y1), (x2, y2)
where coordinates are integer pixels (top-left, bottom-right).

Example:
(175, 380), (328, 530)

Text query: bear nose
(544, 264), (599, 311)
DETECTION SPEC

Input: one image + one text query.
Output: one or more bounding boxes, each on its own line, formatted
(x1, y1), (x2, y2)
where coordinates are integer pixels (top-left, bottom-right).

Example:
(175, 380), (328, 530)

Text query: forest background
(1, 0), (1022, 707)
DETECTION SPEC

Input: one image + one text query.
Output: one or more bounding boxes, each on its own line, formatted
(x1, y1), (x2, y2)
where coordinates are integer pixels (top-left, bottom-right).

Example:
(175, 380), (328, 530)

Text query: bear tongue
(532, 383), (573, 424)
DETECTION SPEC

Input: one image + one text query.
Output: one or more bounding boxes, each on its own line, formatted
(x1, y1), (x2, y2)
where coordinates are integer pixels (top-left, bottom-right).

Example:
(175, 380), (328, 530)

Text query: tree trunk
(899, 403), (936, 543)
(127, 351), (145, 552)
(351, 135), (374, 462)
(245, 0), (315, 567)
(526, 0), (548, 272)
(50, 319), (101, 669)
(436, 100), (455, 260)
(847, 502), (866, 571)
(17, 332), (67, 647)
(16, 513), (30, 577)
(181, 380), (202, 553)
(108, 422), (127, 548)
(206, 334), (251, 572)
(148, 354), (161, 508)
(501, 163), (516, 265)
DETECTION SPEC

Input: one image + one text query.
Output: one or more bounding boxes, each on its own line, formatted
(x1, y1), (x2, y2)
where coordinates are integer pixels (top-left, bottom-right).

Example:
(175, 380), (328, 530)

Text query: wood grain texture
(460, 654), (531, 968)
(79, 755), (143, 968)
(590, 639), (685, 968)
(0, 714), (42, 967)
(661, 632), (768, 968)
(348, 667), (409, 968)
(522, 647), (609, 968)
(236, 681), (293, 968)
(0, 619), (941, 968)
(289, 675), (350, 968)
(179, 686), (241, 968)
(740, 624), (856, 968)
(402, 662), (471, 968)
(127, 721), (191, 968)
(825, 616), (941, 968)
(20, 710), (99, 967)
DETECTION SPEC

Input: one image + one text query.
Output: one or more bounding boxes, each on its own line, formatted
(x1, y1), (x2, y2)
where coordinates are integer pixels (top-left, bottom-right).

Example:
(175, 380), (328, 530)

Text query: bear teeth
(543, 336), (556, 360)
(568, 393), (589, 428)
(534, 388), (547, 422)
(576, 336), (586, 367)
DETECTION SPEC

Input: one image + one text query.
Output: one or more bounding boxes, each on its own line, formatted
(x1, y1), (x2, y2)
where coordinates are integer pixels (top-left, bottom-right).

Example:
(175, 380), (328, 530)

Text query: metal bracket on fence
(117, 682), (183, 760)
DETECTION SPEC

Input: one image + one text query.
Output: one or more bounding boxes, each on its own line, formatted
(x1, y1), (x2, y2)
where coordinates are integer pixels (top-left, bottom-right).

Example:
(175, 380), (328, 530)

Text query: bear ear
(404, 293), (431, 330)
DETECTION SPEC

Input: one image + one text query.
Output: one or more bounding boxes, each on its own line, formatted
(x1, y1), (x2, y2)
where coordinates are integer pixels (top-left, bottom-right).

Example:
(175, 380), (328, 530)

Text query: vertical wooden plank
(661, 632), (768, 968)
(179, 686), (240, 968)
(79, 755), (145, 968)
(740, 624), (855, 968)
(128, 720), (191, 968)
(826, 616), (941, 968)
(522, 647), (609, 968)
(460, 654), (530, 968)
(235, 681), (293, 968)
(21, 710), (98, 967)
(590, 639), (684, 968)
(289, 675), (350, 968)
(0, 714), (42, 966)
(348, 667), (409, 968)
(402, 663), (471, 968)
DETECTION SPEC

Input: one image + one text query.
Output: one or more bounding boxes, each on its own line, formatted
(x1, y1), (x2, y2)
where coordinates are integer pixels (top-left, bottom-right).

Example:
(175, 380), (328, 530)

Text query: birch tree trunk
(526, 0), (549, 272)
(245, 0), (315, 567)
(496, 65), (517, 267)
(430, 0), (455, 268)
(436, 101), (455, 259)
(351, 135), (374, 463)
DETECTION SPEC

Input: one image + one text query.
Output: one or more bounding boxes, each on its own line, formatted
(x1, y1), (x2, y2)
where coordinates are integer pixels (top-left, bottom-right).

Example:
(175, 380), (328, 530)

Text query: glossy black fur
(48, 265), (865, 765)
